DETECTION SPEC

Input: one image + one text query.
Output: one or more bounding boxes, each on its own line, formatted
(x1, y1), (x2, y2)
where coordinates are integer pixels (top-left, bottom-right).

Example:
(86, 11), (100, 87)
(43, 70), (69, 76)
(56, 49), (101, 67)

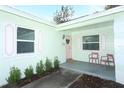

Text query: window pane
(17, 41), (34, 53)
(83, 35), (99, 42)
(83, 43), (99, 50)
(17, 27), (34, 40)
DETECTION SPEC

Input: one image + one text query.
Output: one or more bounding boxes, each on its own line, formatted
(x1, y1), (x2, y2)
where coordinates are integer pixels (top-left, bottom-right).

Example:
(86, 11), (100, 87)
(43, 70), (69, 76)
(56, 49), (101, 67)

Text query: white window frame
(82, 35), (99, 50)
(17, 27), (35, 54)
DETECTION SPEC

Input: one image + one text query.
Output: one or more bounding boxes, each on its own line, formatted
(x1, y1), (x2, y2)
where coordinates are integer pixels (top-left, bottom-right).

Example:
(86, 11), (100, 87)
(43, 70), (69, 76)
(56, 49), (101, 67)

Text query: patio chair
(100, 54), (115, 66)
(89, 52), (99, 64)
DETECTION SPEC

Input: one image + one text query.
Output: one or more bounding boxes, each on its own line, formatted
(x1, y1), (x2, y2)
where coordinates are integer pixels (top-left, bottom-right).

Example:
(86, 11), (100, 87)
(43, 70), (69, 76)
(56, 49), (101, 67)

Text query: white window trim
(17, 39), (34, 42)
(82, 35), (100, 51)
(17, 27), (35, 54)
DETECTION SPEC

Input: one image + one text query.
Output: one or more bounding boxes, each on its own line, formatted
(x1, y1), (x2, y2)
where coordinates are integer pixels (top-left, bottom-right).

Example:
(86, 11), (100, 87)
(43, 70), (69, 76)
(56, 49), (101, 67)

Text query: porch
(60, 61), (115, 81)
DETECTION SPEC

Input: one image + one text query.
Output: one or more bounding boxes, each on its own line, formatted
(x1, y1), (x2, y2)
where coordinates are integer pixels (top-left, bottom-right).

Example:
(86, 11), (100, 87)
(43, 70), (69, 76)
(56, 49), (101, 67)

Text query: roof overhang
(56, 6), (124, 31)
(0, 5), (124, 31)
(0, 5), (56, 28)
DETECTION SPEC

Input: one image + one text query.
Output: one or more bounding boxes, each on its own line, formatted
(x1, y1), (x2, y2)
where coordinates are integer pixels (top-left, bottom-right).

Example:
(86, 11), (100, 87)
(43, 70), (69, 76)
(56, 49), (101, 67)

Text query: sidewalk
(22, 69), (80, 88)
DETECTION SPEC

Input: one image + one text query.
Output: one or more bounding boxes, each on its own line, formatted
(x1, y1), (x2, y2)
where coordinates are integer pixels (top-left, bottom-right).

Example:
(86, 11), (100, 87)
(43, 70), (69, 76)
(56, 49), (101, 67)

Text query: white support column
(114, 13), (124, 84)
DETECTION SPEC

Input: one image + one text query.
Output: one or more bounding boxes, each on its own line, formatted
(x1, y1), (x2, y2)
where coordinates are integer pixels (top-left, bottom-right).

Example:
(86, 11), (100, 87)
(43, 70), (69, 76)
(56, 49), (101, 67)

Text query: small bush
(6, 67), (21, 85)
(36, 60), (44, 76)
(45, 58), (53, 72)
(54, 57), (60, 69)
(24, 66), (34, 80)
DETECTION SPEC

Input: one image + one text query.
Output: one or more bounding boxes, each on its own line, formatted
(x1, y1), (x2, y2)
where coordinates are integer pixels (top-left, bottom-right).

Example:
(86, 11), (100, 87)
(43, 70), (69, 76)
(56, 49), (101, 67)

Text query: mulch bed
(1, 69), (59, 88)
(69, 74), (124, 88)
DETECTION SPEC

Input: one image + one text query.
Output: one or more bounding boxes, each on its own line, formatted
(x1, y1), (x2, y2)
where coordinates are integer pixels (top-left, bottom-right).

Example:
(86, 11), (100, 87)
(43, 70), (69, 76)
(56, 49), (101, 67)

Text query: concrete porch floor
(60, 61), (115, 81)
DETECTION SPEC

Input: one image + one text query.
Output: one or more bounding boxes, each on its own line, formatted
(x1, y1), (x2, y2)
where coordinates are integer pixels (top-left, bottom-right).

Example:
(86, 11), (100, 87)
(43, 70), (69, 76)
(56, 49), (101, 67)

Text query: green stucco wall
(0, 10), (65, 86)
(65, 21), (114, 63)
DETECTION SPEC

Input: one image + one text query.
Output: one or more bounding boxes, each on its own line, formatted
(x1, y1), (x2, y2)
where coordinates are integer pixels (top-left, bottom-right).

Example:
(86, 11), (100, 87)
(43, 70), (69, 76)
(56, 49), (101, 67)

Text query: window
(83, 35), (99, 50)
(17, 27), (35, 54)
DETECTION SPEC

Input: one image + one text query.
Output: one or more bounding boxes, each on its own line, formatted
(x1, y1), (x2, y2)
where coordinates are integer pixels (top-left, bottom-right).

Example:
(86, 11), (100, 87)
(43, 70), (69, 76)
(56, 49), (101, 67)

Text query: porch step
(66, 59), (74, 63)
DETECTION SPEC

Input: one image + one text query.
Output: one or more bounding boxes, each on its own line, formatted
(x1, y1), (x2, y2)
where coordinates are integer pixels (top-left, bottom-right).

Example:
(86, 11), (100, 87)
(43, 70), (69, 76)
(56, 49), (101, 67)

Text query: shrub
(36, 60), (44, 76)
(54, 57), (60, 69)
(6, 67), (21, 85)
(24, 66), (34, 80)
(45, 58), (53, 72)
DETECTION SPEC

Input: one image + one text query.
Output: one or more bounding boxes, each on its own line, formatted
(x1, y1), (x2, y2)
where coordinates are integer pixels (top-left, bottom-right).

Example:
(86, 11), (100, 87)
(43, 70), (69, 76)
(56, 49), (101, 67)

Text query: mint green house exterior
(0, 6), (124, 86)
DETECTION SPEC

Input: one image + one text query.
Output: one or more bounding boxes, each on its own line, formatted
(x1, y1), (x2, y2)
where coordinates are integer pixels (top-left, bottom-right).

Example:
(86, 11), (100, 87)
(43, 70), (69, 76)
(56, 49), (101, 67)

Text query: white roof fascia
(0, 5), (124, 30)
(57, 15), (114, 31)
(57, 6), (124, 28)
(0, 5), (56, 28)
